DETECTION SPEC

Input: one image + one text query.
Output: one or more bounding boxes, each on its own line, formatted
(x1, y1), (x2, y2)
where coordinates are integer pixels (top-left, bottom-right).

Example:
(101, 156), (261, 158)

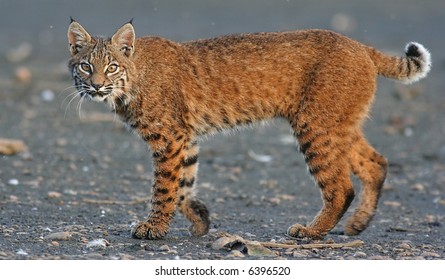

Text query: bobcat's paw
(287, 223), (324, 240)
(345, 211), (374, 236)
(345, 219), (368, 236)
(131, 221), (168, 240)
(189, 221), (210, 237)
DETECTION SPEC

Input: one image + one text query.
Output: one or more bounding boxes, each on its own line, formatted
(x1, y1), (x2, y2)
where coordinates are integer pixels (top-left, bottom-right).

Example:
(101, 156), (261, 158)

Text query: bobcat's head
(67, 20), (136, 108)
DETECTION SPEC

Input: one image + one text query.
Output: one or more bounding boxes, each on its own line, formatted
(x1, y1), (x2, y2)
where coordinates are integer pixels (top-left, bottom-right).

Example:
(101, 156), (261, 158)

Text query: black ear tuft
(70, 16), (76, 23)
(128, 18), (134, 25)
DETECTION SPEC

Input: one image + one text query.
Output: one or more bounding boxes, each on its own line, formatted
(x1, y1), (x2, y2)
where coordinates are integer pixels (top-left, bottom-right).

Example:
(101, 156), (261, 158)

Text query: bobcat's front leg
(131, 132), (185, 239)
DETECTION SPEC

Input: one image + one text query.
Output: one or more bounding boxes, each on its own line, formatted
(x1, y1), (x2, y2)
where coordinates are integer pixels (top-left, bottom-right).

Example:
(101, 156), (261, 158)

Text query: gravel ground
(0, 0), (444, 260)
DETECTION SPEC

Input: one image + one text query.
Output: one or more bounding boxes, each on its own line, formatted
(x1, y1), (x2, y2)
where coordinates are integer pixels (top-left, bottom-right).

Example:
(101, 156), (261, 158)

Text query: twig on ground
(260, 239), (364, 249)
(82, 197), (150, 205)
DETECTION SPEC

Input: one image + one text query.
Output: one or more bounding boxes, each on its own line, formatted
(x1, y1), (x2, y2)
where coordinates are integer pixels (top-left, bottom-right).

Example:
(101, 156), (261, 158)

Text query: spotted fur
(67, 20), (431, 240)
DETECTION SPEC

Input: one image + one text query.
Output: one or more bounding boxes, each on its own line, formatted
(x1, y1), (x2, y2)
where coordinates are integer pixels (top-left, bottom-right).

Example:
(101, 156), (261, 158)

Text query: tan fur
(67, 20), (431, 240)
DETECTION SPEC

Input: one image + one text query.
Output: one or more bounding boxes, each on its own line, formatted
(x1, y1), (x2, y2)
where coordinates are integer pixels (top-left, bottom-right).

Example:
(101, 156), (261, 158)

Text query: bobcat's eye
(106, 63), (119, 75)
(79, 62), (92, 74)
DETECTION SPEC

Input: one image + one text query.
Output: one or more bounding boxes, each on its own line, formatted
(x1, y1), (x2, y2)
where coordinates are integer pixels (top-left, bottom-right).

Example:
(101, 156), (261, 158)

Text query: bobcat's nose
(91, 83), (103, 91)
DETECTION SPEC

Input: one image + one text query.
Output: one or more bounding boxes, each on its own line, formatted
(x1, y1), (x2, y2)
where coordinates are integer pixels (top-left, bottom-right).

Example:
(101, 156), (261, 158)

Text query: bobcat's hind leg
(177, 141), (210, 236)
(288, 125), (355, 239)
(345, 131), (387, 235)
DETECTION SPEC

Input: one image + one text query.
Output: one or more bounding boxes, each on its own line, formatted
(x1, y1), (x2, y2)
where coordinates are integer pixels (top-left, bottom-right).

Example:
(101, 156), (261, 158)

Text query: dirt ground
(0, 0), (444, 260)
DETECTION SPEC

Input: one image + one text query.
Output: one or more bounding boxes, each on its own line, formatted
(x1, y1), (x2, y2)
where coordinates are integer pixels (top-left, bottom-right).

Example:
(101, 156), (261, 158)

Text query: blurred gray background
(0, 0), (444, 260)
(0, 0), (443, 58)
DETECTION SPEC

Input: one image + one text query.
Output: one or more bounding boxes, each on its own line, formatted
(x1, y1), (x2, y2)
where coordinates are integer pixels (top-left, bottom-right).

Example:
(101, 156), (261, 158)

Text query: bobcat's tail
(367, 42), (431, 84)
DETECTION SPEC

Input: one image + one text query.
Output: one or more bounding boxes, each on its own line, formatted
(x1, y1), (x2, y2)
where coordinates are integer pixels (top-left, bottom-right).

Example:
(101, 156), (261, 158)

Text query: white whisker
(76, 94), (86, 120)
(59, 85), (78, 95)
(64, 89), (87, 118)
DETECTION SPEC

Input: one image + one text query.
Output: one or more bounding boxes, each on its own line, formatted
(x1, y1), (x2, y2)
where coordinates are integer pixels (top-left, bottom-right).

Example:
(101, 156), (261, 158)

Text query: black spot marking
(300, 141), (311, 154)
(174, 163), (182, 171)
(130, 121), (140, 129)
(170, 147), (182, 159)
(153, 152), (168, 163)
(169, 175), (177, 182)
(179, 178), (195, 188)
(410, 58), (422, 71)
(304, 151), (317, 162)
(179, 179), (185, 188)
(309, 165), (324, 175)
(182, 154), (198, 167)
(158, 188), (169, 195)
(164, 143), (172, 155)
(154, 170), (172, 179)
(223, 116), (231, 125)
(143, 133), (161, 142)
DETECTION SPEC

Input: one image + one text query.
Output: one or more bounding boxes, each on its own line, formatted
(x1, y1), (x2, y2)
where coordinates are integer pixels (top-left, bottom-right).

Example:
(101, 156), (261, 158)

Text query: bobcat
(67, 20), (431, 240)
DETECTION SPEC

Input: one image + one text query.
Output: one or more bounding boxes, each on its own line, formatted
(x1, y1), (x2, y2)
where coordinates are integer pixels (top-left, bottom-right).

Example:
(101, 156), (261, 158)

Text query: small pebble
(47, 191), (62, 198)
(421, 252), (440, 258)
(41, 89), (55, 102)
(227, 250), (245, 258)
(383, 201), (402, 207)
(393, 248), (405, 253)
(369, 255), (390, 260)
(55, 138), (68, 147)
(398, 252), (414, 258)
(86, 239), (110, 249)
(292, 251), (309, 258)
(119, 254), (135, 260)
(0, 139), (27, 155)
(16, 249), (28, 256)
(158, 245), (170, 252)
(8, 179), (19, 186)
(14, 67), (32, 83)
(279, 135), (295, 145)
(45, 231), (72, 241)
(398, 243), (411, 250)
(248, 150), (272, 163)
(50, 241), (60, 247)
(411, 183), (425, 192)
(353, 251), (367, 258)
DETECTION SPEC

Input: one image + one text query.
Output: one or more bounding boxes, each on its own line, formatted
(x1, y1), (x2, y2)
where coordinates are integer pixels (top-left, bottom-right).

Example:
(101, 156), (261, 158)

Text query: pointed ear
(67, 21), (92, 55)
(111, 23), (135, 57)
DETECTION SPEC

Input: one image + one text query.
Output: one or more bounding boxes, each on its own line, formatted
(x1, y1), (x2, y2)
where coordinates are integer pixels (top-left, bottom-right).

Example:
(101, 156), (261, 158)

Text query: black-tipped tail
(367, 42), (431, 84)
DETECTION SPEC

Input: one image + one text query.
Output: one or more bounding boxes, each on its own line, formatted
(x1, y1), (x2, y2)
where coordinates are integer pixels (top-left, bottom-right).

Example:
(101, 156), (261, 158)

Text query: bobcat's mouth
(80, 84), (114, 102)
(81, 90), (110, 102)
(89, 90), (109, 98)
